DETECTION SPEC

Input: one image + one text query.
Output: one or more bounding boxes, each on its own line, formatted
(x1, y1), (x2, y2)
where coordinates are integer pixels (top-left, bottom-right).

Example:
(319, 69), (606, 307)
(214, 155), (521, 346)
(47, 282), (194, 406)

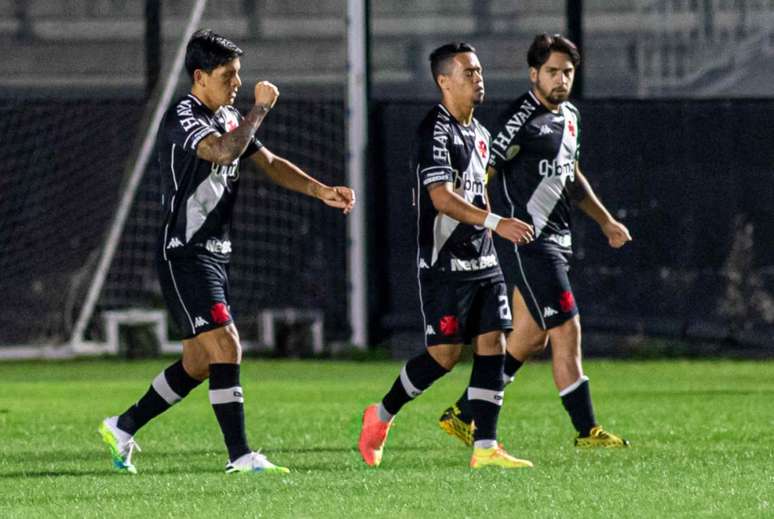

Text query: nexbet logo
(538, 159), (574, 180)
(451, 254), (498, 272)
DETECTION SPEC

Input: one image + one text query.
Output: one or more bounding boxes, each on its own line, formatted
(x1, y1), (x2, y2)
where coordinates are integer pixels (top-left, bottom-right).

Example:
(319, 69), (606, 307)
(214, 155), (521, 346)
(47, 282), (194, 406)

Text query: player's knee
(553, 316), (581, 342)
(210, 326), (242, 363)
(182, 357), (209, 380)
(526, 338), (548, 355)
(429, 347), (461, 371)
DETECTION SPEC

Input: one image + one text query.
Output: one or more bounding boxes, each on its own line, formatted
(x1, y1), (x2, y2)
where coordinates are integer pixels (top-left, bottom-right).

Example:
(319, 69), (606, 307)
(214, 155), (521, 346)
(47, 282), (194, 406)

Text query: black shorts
(419, 274), (512, 347)
(156, 253), (234, 339)
(510, 247), (578, 330)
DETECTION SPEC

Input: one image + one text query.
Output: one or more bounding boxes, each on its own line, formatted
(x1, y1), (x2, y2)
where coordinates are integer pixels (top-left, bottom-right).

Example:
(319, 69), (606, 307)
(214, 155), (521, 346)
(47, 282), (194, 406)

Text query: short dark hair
(184, 29), (243, 80)
(429, 42), (477, 85)
(527, 33), (580, 69)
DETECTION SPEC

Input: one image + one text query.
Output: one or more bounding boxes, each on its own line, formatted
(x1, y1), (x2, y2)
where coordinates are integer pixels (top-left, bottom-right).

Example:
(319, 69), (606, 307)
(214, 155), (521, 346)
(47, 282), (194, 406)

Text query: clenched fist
(254, 81), (279, 109)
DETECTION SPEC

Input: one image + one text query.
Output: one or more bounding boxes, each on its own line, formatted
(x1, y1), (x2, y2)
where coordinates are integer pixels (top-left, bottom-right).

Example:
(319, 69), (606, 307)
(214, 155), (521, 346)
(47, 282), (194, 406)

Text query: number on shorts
(498, 295), (512, 320)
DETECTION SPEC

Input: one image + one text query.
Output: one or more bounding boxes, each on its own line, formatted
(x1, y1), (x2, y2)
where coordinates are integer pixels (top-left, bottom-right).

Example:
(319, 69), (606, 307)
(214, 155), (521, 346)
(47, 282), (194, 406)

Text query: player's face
(530, 51), (575, 107)
(201, 58), (242, 108)
(442, 52), (485, 106)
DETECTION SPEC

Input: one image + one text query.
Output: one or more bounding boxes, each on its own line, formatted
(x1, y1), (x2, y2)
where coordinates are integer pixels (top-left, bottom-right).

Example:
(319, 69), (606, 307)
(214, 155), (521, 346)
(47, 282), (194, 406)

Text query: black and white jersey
(157, 93), (262, 262)
(489, 90), (580, 255)
(413, 104), (500, 280)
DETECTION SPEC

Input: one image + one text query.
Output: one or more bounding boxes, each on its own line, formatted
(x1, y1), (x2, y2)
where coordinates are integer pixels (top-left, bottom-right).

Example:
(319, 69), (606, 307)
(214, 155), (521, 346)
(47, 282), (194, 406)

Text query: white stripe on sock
(399, 364), (422, 398)
(209, 386), (244, 405)
(468, 387), (505, 406)
(559, 375), (589, 397)
(377, 403), (393, 422)
(152, 372), (182, 405)
(474, 439), (498, 449)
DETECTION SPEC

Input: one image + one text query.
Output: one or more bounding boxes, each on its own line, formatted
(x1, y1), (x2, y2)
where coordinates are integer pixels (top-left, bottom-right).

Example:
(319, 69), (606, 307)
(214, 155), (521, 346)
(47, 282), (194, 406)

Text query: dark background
(368, 99), (774, 354)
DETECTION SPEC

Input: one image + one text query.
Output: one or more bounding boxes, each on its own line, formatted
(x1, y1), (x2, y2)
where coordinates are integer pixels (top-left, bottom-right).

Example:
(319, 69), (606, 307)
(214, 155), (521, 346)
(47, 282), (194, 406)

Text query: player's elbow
(430, 191), (453, 214)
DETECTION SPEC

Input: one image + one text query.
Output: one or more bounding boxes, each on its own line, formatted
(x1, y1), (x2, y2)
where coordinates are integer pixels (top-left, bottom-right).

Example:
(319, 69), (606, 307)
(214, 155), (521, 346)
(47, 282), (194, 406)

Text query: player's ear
(193, 69), (207, 88)
(437, 73), (449, 92)
(529, 67), (538, 84)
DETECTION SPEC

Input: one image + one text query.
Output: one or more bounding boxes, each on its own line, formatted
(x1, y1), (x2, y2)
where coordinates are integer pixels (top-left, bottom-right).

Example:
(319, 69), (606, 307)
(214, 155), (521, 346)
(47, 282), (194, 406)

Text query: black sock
(381, 350), (449, 416)
(117, 360), (202, 435)
(209, 363), (251, 461)
(560, 376), (596, 437)
(455, 351), (522, 422)
(468, 354), (505, 442)
(503, 351), (523, 382)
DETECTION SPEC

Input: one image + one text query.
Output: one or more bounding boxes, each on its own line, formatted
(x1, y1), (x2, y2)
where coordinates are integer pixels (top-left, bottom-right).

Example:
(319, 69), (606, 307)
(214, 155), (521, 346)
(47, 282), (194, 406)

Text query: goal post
(67, 0), (209, 355)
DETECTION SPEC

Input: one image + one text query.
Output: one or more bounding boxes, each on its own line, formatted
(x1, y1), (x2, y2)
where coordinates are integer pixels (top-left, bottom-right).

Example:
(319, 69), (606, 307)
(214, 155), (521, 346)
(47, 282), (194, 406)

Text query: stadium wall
(370, 99), (774, 356)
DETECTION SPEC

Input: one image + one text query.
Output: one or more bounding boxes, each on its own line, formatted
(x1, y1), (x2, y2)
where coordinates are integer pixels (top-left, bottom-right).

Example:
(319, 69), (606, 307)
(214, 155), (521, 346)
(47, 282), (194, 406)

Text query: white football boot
(98, 416), (141, 474)
(225, 451), (289, 474)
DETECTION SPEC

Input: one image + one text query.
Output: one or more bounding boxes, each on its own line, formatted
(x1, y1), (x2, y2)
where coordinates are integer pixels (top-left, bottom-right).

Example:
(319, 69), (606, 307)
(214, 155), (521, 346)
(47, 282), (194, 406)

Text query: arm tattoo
(206, 104), (271, 164)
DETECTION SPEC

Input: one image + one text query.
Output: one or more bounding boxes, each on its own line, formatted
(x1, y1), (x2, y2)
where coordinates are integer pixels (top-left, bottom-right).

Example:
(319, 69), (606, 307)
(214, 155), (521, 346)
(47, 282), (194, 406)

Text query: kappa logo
(194, 316), (209, 328)
(425, 325), (436, 336)
(453, 134), (463, 145)
(166, 237), (183, 249)
(418, 258), (430, 269)
(543, 306), (558, 318)
(539, 124), (553, 136)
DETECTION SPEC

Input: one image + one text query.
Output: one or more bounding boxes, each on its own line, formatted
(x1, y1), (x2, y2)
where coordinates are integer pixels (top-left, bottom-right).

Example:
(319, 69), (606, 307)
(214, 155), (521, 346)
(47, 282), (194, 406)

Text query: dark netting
(0, 98), (349, 347)
(95, 99), (349, 342)
(372, 99), (774, 353)
(0, 100), (142, 344)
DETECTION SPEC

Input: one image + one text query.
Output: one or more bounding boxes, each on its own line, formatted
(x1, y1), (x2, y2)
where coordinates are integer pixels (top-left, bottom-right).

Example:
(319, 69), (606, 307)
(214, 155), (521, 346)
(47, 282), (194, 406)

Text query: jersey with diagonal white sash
(157, 93), (262, 262)
(488, 91), (580, 255)
(413, 104), (500, 281)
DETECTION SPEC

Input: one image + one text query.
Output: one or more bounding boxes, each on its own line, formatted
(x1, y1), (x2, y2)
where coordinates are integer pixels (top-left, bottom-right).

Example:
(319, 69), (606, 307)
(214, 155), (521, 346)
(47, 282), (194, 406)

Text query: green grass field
(1, 358), (772, 518)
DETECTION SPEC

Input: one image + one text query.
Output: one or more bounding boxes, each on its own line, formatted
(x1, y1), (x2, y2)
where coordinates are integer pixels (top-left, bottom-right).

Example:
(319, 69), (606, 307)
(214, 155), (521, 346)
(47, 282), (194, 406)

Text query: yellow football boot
(438, 405), (474, 447)
(575, 425), (630, 448)
(470, 444), (533, 469)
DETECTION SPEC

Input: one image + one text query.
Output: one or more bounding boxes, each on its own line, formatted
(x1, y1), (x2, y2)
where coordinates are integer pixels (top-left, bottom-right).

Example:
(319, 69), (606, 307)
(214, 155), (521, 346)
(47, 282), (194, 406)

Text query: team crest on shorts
(439, 315), (459, 336)
(559, 291), (576, 313)
(210, 302), (231, 324)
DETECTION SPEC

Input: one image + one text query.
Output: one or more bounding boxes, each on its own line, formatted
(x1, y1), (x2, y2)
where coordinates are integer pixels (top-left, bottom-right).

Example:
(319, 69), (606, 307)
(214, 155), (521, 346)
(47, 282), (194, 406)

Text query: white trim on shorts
(514, 248), (547, 329)
(415, 164), (430, 348)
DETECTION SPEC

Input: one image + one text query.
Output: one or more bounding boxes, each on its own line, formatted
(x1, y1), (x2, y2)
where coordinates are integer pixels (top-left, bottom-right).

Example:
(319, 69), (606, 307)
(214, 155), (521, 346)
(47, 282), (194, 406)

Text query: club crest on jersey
(477, 139), (487, 158)
(225, 119), (238, 132)
(568, 119), (576, 137)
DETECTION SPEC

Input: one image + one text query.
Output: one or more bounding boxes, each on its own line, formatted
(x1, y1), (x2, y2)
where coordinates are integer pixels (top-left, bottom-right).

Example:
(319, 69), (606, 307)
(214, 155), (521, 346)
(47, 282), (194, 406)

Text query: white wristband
(484, 213), (502, 231)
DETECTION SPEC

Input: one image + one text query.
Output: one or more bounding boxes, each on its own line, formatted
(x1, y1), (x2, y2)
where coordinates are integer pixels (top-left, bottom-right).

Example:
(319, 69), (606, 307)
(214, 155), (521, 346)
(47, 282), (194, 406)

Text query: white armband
(484, 213), (502, 231)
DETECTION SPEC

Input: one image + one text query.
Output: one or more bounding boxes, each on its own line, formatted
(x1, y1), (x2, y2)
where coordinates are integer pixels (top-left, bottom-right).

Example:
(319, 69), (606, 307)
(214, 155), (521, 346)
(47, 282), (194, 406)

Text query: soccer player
(439, 34), (632, 448)
(98, 29), (355, 475)
(358, 42), (535, 470)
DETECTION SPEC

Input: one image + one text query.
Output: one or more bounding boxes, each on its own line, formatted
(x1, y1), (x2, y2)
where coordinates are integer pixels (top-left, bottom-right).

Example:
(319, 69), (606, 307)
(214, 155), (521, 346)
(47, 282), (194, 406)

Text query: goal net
(0, 1), (352, 356)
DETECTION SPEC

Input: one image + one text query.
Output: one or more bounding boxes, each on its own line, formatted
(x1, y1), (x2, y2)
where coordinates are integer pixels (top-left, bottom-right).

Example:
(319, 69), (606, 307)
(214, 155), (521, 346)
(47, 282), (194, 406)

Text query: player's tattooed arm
(428, 182), (533, 244)
(196, 81), (279, 165)
(571, 164), (632, 248)
(251, 147), (355, 214)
